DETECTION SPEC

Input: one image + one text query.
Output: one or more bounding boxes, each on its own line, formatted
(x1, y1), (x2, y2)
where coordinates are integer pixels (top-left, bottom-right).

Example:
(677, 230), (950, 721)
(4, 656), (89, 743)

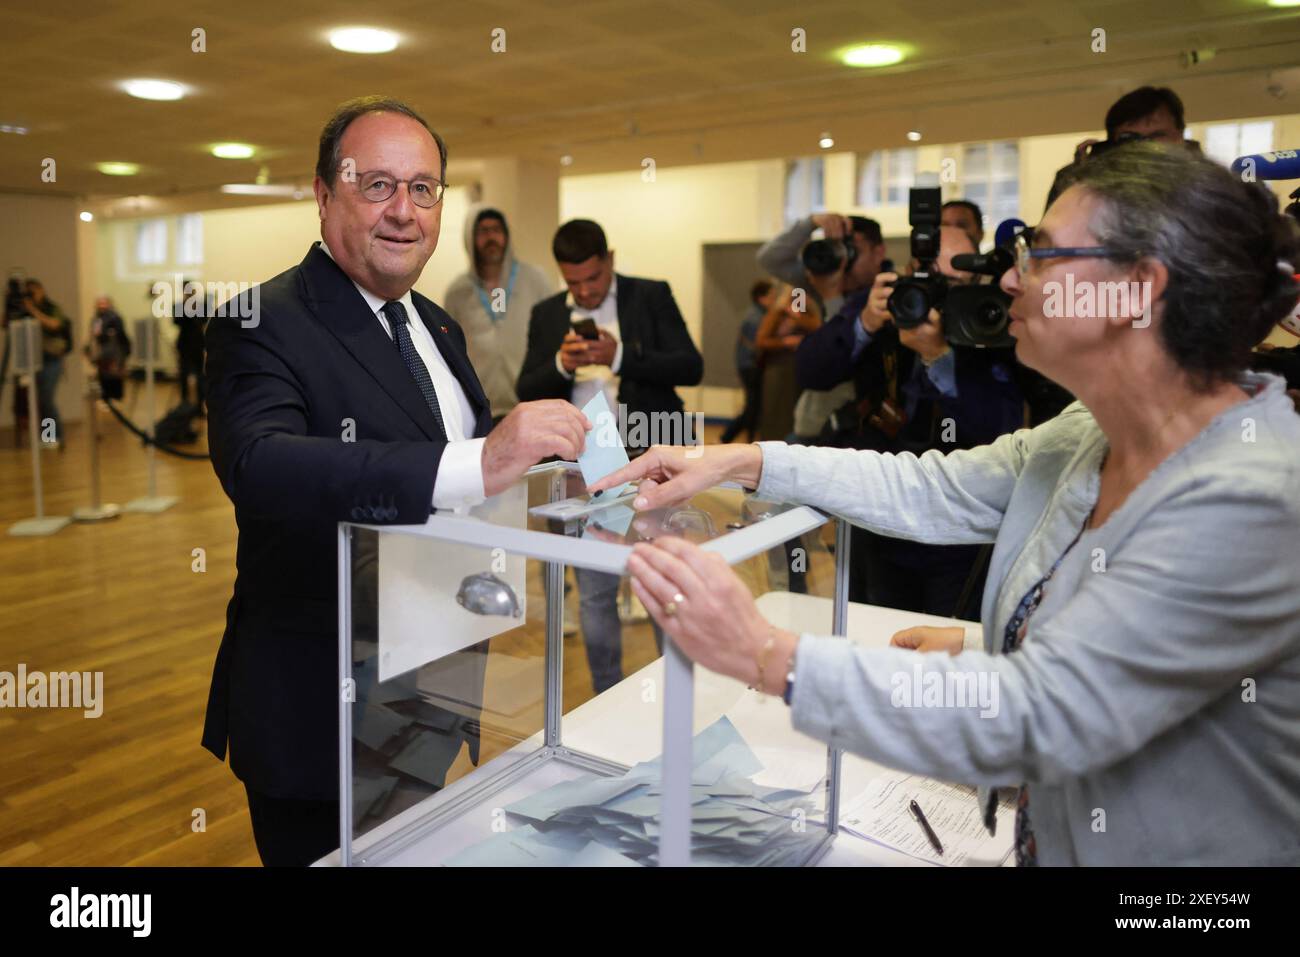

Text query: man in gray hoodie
(443, 206), (554, 422)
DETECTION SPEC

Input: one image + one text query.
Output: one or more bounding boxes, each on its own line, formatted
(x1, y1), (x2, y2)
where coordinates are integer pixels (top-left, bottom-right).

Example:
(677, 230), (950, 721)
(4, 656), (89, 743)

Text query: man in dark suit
(516, 219), (702, 692)
(202, 96), (589, 866)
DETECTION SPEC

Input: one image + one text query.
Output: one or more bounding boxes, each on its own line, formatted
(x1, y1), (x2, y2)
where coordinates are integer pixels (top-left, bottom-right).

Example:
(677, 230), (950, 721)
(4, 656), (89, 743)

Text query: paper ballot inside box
(377, 483), (527, 682)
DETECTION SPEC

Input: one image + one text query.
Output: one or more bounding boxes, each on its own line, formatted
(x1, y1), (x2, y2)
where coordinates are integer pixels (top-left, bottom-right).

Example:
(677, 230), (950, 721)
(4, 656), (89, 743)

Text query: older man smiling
(202, 96), (590, 865)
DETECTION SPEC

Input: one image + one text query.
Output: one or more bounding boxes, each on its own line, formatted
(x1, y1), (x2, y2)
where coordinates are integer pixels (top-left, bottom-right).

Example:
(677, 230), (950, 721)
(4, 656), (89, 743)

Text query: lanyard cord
(475, 259), (519, 322)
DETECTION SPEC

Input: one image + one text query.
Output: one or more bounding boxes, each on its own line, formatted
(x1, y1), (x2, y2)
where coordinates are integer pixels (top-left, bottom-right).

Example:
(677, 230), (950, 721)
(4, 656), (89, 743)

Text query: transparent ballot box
(335, 461), (851, 866)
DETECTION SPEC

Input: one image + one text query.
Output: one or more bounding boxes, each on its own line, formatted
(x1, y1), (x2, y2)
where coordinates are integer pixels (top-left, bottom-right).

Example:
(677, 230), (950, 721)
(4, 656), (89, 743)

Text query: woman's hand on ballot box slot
(587, 443), (765, 512)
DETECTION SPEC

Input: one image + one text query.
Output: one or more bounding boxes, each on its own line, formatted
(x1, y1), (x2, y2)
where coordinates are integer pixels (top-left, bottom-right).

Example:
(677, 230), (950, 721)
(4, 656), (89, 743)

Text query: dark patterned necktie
(382, 300), (445, 436)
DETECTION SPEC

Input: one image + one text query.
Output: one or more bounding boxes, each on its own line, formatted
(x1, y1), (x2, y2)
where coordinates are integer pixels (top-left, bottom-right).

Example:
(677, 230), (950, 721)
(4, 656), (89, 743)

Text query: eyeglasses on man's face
(353, 169), (447, 209)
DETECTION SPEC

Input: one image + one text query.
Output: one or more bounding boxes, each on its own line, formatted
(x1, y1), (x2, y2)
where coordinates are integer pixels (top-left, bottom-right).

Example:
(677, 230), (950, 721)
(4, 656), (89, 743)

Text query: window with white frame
(855, 149), (919, 207)
(176, 213), (204, 265)
(135, 218), (168, 266)
(856, 152), (881, 207)
(784, 158), (826, 224)
(885, 149), (917, 206)
(958, 141), (1020, 242)
(1201, 121), (1274, 168)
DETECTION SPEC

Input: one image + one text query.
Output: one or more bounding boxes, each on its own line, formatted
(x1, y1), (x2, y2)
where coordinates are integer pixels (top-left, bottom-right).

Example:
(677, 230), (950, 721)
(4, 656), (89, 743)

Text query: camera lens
(945, 285), (1014, 347)
(801, 239), (843, 276)
(888, 280), (934, 329)
(973, 297), (1009, 337)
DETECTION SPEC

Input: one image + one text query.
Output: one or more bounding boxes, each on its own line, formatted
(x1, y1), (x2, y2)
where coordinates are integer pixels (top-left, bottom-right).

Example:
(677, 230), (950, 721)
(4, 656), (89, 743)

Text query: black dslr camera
(886, 187), (1014, 349)
(1084, 129), (1153, 159)
(886, 187), (943, 330)
(801, 234), (858, 276)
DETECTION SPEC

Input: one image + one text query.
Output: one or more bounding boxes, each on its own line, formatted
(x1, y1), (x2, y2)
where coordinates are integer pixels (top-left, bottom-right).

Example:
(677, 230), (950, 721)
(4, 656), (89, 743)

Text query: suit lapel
(614, 274), (637, 345)
(298, 244), (444, 441)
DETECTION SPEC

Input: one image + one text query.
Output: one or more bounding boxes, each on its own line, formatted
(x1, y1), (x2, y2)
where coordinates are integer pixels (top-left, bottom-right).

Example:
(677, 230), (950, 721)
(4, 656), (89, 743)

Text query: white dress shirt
(556, 275), (623, 411)
(319, 242), (485, 510)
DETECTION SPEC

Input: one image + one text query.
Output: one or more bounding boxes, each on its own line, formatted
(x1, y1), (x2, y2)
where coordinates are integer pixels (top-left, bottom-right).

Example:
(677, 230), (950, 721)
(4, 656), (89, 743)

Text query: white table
(317, 594), (1010, 867)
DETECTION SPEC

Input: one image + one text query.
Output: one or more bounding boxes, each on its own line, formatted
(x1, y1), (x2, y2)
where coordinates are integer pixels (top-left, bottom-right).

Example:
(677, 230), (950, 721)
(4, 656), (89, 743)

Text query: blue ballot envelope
(578, 392), (631, 502)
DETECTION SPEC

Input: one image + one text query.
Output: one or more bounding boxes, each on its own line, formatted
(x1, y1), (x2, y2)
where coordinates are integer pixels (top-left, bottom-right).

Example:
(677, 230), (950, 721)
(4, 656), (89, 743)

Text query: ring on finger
(664, 592), (686, 617)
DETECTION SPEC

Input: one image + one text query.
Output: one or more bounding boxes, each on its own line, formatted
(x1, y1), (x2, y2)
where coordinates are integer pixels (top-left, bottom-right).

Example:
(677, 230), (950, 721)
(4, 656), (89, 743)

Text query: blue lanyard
(475, 260), (518, 323)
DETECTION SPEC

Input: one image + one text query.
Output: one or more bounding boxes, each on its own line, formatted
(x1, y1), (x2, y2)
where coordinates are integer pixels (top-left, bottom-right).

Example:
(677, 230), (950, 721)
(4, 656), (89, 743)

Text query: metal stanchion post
(125, 316), (177, 513)
(72, 379), (121, 522)
(8, 318), (70, 536)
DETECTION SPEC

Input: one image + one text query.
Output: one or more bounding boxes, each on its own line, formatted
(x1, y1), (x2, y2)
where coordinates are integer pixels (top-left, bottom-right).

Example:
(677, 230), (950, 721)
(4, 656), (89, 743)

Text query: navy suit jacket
(202, 244), (493, 800)
(515, 274), (702, 443)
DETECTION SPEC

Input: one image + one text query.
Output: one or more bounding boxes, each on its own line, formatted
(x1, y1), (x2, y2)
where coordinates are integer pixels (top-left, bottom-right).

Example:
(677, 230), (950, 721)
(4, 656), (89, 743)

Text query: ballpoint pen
(910, 799), (944, 857)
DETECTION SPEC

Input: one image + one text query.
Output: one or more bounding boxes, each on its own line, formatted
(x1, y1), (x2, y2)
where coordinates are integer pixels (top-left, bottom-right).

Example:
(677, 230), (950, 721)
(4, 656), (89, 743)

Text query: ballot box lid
(339, 460), (827, 574)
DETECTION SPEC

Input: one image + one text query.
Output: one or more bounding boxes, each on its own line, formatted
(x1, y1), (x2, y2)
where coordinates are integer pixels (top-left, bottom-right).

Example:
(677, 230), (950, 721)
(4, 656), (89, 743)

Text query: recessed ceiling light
(97, 161), (139, 176)
(212, 143), (255, 159)
(79, 211), (94, 222)
(907, 130), (923, 142)
(122, 79), (187, 101)
(328, 27), (399, 54)
(0, 124), (28, 135)
(840, 44), (905, 68)
(560, 154), (574, 167)
(818, 134), (835, 150)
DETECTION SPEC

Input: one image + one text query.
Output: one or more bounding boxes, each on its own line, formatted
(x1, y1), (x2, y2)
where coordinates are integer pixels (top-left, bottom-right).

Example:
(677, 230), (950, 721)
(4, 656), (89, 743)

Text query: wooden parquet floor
(0, 391), (703, 865)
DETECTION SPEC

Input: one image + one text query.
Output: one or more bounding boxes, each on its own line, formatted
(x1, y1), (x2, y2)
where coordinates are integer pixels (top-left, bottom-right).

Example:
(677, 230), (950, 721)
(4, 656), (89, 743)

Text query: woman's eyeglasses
(355, 170), (447, 209)
(1013, 230), (1127, 277)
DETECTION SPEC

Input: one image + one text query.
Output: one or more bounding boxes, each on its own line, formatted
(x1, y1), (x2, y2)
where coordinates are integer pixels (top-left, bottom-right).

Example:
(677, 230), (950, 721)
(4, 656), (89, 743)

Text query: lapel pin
(440, 324), (448, 334)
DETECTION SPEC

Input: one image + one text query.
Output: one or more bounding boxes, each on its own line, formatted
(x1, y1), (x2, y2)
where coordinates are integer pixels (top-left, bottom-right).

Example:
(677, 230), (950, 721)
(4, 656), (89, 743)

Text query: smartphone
(570, 317), (599, 340)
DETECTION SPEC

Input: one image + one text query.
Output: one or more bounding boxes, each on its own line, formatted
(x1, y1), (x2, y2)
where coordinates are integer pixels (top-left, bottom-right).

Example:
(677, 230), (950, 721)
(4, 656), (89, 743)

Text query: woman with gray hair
(591, 142), (1300, 865)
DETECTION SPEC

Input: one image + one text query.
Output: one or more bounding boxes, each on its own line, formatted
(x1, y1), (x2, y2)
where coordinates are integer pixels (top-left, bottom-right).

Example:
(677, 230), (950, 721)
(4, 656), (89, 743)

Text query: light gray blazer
(755, 371), (1300, 865)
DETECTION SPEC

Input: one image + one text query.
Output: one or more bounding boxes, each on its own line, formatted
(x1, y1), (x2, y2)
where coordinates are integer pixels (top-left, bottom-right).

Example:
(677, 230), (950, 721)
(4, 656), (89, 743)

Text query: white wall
(560, 159), (786, 413)
(0, 194), (87, 432)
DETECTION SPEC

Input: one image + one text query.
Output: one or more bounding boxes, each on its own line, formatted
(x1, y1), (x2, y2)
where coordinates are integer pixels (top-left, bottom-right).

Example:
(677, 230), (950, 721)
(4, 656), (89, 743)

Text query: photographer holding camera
(942, 199), (985, 249)
(1045, 86), (1192, 211)
(757, 212), (887, 320)
(754, 216), (890, 441)
(796, 192), (1023, 615)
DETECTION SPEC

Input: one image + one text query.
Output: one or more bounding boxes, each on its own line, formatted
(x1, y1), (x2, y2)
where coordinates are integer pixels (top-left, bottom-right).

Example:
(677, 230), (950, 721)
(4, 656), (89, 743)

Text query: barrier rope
(101, 397), (211, 461)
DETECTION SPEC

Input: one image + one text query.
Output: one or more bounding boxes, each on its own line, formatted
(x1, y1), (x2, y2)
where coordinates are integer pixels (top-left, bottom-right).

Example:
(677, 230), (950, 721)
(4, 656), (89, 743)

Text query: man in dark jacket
(88, 296), (131, 400)
(203, 96), (589, 866)
(517, 219), (702, 445)
(173, 278), (208, 413)
(517, 219), (702, 691)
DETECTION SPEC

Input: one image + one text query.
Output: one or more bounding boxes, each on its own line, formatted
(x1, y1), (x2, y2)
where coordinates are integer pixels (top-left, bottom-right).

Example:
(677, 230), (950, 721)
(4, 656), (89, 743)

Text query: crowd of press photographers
(3, 85), (1297, 695)
(721, 85), (1300, 623)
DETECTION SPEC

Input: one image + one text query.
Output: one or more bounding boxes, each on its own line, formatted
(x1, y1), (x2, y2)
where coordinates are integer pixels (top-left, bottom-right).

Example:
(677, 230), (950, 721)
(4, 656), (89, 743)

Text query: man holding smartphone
(517, 218), (702, 693)
(517, 218), (701, 447)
